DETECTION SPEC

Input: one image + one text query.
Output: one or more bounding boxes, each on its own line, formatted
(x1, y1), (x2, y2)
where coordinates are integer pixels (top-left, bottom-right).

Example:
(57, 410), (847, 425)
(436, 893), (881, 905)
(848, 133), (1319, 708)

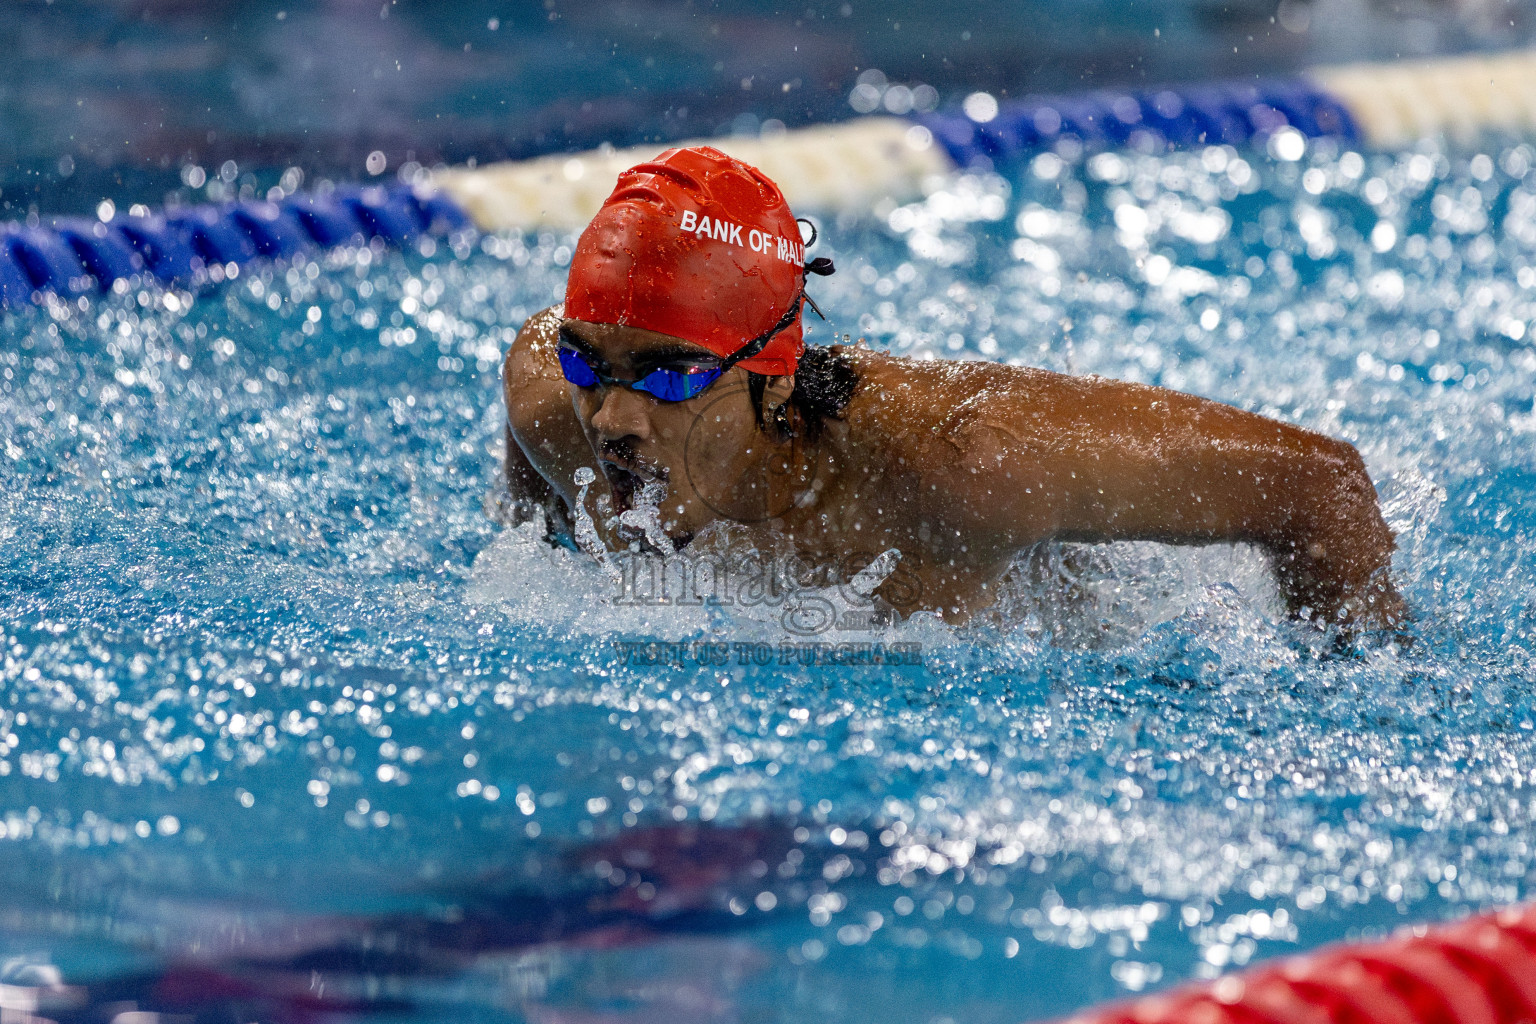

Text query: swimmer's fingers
(493, 494), (539, 527)
(1322, 571), (1413, 653)
(1341, 594), (1410, 636)
(1350, 564), (1408, 629)
(501, 422), (561, 525)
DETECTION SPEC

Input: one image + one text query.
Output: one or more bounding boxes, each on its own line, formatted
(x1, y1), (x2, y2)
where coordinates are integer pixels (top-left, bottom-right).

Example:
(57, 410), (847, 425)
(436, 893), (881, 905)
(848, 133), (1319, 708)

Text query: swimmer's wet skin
(502, 146), (1403, 629)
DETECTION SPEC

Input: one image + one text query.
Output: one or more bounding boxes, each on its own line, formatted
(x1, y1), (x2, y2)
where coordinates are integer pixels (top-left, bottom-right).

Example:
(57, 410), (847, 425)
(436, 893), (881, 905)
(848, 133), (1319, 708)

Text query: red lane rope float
(1054, 906), (1536, 1024)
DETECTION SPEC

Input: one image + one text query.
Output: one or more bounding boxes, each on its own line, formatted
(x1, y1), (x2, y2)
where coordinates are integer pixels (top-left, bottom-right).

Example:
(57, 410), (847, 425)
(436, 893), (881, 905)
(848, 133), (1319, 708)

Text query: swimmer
(500, 146), (1403, 629)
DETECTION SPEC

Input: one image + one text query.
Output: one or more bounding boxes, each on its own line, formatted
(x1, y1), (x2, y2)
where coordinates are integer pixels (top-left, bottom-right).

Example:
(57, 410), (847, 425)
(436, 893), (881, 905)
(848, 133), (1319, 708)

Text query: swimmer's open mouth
(600, 459), (663, 517)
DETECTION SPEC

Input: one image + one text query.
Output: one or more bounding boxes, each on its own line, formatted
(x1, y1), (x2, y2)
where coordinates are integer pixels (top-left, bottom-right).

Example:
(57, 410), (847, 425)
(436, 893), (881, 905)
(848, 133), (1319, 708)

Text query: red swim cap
(564, 146), (809, 376)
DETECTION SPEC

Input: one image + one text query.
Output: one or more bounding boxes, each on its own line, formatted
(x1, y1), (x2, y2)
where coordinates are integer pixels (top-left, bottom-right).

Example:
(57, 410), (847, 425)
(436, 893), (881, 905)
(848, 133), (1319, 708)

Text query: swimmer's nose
(589, 385), (654, 444)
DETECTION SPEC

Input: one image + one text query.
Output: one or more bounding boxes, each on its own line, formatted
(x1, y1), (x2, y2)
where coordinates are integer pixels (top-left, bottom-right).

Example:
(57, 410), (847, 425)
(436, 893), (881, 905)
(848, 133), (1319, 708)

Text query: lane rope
(0, 183), (466, 309)
(7, 47), (1536, 307)
(441, 46), (1536, 233)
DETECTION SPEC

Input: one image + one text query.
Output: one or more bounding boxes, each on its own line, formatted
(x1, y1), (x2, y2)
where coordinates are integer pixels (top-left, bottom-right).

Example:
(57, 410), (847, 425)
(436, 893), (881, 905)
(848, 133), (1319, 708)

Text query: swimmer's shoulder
(503, 305), (572, 446)
(830, 347), (1015, 501)
(825, 347), (1054, 549)
(834, 346), (1062, 447)
(506, 304), (564, 381)
(833, 350), (1128, 511)
(503, 304), (589, 511)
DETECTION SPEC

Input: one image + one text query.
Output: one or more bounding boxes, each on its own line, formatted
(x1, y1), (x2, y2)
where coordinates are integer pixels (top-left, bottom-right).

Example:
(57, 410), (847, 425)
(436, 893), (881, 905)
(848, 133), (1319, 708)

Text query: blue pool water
(2, 132), (1535, 1023)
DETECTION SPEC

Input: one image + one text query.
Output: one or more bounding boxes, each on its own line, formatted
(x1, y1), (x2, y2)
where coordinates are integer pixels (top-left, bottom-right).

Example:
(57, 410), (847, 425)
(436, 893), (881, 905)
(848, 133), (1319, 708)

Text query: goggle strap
(721, 291), (802, 372)
(720, 254), (836, 374)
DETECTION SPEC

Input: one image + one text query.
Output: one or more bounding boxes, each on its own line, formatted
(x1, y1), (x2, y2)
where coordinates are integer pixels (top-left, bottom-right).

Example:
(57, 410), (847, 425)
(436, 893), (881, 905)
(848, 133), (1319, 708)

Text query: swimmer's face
(559, 319), (791, 544)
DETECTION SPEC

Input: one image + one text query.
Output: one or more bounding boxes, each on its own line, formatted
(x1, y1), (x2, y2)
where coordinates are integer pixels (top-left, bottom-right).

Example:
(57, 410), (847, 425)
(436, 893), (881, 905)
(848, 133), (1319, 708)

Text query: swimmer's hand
(498, 423), (552, 527)
(1262, 459), (1406, 632)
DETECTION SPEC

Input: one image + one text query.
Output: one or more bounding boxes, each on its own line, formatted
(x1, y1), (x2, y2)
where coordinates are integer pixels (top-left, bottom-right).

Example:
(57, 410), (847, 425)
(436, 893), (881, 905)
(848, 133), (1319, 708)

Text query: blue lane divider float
(0, 183), (470, 310)
(917, 76), (1359, 168)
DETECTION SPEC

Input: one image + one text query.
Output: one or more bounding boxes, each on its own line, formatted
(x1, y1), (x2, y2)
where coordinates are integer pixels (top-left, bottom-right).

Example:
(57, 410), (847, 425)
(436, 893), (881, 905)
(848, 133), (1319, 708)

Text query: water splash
(569, 465), (619, 581)
(615, 475), (673, 553)
(0, 136), (1534, 1022)
(847, 547), (902, 599)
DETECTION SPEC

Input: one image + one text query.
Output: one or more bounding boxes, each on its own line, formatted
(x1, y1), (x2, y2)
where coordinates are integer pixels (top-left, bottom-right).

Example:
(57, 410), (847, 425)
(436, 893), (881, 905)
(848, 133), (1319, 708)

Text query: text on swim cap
(678, 209), (804, 267)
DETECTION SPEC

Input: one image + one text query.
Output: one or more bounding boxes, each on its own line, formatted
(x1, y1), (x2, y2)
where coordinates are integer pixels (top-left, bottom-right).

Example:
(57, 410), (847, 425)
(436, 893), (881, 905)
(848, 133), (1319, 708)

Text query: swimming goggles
(558, 245), (835, 403)
(558, 346), (724, 402)
(557, 282), (805, 402)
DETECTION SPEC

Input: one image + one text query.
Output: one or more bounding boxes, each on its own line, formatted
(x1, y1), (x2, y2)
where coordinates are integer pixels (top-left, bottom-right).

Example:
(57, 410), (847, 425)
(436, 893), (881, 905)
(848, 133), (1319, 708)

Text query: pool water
(1, 132), (1535, 1024)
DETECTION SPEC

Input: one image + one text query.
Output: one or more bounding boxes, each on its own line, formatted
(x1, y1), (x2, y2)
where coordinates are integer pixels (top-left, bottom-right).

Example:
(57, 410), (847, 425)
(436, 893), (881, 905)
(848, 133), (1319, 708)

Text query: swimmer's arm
(502, 306), (589, 531)
(941, 373), (1403, 627)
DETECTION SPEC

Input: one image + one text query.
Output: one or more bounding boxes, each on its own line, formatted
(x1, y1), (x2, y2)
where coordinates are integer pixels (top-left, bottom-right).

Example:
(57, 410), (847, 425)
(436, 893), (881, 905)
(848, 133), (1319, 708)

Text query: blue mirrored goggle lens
(558, 347), (601, 388)
(634, 366), (723, 402)
(559, 346), (722, 403)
